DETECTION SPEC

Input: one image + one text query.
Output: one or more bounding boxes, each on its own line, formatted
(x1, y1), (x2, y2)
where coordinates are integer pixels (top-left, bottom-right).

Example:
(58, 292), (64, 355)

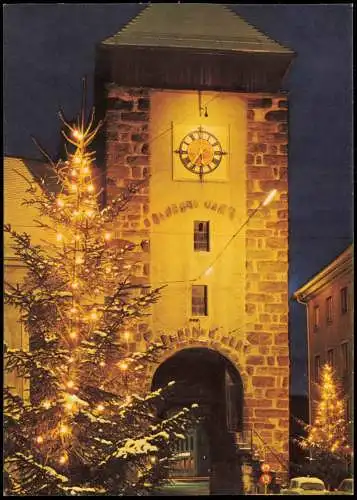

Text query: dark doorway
(152, 348), (244, 494)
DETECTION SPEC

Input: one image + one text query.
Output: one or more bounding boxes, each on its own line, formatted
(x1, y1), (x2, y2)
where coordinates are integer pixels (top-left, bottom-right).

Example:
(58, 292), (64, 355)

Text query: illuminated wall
(103, 85), (289, 478)
(149, 89), (247, 335)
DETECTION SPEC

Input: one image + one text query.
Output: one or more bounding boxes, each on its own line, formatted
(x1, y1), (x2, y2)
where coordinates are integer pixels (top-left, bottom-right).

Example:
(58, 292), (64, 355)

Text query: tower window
(327, 348), (334, 368)
(192, 285), (208, 316)
(194, 221), (210, 251)
(314, 355), (321, 382)
(313, 305), (320, 331)
(326, 296), (333, 324)
(340, 287), (348, 314)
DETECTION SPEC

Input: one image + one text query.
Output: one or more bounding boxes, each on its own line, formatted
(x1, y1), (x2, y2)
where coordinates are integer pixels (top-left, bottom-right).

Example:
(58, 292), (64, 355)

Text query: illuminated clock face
(175, 127), (227, 177)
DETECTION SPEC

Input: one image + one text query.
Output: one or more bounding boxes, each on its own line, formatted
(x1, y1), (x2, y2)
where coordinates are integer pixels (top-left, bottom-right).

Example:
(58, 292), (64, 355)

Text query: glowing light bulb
(70, 307), (77, 314)
(83, 166), (89, 174)
(71, 169), (77, 177)
(87, 184), (94, 193)
(56, 233), (63, 242)
(90, 311), (98, 321)
(60, 424), (69, 435)
(36, 435), (44, 444)
(262, 188), (277, 207)
(43, 400), (51, 410)
(99, 361), (106, 367)
(104, 232), (111, 241)
(72, 129), (83, 140)
(71, 281), (79, 289)
(118, 361), (128, 371)
(66, 380), (75, 389)
(59, 454), (68, 465)
(57, 198), (65, 208)
(204, 266), (213, 276)
(69, 331), (77, 339)
(75, 235), (80, 241)
(124, 332), (130, 341)
(96, 404), (104, 412)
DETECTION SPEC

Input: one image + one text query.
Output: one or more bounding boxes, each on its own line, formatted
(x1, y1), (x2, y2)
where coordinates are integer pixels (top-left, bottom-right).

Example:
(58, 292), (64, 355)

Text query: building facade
(94, 4), (293, 491)
(294, 245), (353, 444)
(4, 157), (59, 398)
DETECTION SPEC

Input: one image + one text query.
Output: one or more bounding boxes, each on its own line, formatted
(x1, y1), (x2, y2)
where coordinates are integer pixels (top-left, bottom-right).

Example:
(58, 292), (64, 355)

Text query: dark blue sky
(3, 4), (353, 395)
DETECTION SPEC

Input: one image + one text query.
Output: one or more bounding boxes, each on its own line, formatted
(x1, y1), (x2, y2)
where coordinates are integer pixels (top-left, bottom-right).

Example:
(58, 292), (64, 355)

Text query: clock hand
(192, 150), (203, 164)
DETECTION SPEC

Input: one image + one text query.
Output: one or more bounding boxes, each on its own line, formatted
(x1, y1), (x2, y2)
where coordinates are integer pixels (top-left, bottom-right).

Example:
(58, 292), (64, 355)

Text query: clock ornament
(175, 126), (227, 179)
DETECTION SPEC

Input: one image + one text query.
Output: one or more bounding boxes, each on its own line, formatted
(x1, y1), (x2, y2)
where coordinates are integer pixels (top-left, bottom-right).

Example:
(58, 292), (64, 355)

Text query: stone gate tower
(95, 3), (293, 493)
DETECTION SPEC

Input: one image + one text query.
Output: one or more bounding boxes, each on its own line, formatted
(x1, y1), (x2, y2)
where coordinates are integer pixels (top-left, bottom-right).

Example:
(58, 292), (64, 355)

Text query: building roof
(102, 3), (292, 55)
(96, 4), (294, 93)
(293, 245), (353, 301)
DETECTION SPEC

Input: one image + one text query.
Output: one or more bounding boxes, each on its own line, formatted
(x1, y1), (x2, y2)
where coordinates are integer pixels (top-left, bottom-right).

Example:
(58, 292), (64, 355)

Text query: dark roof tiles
(102, 4), (292, 55)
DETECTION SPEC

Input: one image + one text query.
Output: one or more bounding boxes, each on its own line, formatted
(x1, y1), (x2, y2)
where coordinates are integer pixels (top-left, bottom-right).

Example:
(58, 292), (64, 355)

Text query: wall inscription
(143, 200), (237, 227)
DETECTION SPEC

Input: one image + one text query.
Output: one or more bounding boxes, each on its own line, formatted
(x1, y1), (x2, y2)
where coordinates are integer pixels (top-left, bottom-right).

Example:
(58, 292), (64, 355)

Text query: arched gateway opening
(152, 347), (244, 494)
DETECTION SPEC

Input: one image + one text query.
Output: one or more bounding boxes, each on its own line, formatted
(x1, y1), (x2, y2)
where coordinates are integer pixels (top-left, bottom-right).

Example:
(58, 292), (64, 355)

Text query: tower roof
(96, 4), (294, 93)
(102, 3), (292, 55)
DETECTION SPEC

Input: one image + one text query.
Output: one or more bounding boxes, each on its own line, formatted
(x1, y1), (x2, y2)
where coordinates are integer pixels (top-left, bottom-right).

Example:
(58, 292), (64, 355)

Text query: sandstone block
(138, 98), (150, 110)
(127, 155), (149, 166)
(255, 408), (287, 418)
(245, 303), (256, 314)
(264, 303), (287, 313)
(246, 355), (265, 365)
(274, 333), (288, 345)
(248, 98), (273, 108)
(257, 262), (287, 273)
(259, 282), (286, 293)
(252, 376), (275, 387)
(247, 332), (272, 345)
(121, 111), (149, 122)
(265, 110), (287, 122)
(107, 98), (134, 111)
(246, 398), (273, 407)
(266, 389), (288, 398)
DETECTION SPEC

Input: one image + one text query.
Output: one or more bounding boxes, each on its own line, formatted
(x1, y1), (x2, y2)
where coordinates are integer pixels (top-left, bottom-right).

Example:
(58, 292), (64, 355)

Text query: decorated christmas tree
(297, 363), (351, 488)
(4, 98), (196, 496)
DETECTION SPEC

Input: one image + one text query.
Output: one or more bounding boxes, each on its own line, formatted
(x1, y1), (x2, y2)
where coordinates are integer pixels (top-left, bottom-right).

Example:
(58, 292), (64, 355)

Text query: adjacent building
(293, 245), (353, 444)
(4, 156), (60, 398)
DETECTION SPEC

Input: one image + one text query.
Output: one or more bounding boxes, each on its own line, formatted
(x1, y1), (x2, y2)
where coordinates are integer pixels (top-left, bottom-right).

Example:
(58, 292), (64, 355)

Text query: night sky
(3, 3), (353, 395)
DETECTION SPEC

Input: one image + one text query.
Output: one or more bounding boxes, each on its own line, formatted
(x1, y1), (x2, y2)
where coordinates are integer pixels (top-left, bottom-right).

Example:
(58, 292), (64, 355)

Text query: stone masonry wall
(103, 86), (289, 477)
(244, 95), (289, 475)
(103, 84), (152, 348)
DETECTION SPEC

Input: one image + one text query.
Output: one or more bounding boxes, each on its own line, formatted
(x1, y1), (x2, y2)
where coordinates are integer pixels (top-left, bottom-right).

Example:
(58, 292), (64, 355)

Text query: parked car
(281, 476), (327, 495)
(329, 478), (353, 495)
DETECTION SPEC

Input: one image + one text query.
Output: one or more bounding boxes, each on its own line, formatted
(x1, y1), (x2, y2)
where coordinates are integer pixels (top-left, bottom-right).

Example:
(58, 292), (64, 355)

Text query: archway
(152, 347), (244, 494)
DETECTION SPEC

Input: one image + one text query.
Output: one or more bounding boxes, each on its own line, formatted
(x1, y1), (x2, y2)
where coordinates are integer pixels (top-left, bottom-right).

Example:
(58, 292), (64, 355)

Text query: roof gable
(102, 4), (292, 54)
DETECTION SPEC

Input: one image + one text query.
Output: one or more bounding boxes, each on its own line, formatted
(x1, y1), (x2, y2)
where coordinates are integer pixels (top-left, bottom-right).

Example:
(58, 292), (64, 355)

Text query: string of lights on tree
(4, 87), (197, 495)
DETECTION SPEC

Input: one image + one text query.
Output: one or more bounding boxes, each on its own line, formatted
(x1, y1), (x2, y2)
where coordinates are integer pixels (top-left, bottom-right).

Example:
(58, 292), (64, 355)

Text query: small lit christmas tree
(4, 94), (196, 496)
(297, 363), (351, 489)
